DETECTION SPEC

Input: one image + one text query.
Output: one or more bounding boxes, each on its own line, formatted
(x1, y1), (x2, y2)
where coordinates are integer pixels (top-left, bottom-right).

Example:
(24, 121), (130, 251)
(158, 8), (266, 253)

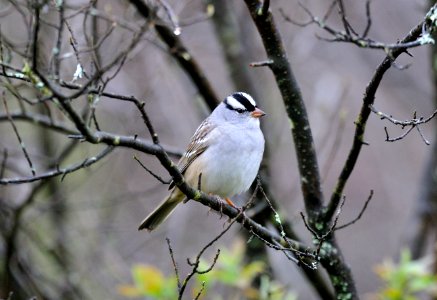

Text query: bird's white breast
(185, 121), (264, 198)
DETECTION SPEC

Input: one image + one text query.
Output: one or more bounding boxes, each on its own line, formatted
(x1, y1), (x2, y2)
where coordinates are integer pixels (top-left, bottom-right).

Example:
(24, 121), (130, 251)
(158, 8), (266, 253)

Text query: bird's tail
(138, 188), (184, 231)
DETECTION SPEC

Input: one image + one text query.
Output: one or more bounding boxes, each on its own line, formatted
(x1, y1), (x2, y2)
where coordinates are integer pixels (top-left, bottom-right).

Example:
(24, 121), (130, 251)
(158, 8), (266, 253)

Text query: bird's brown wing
(169, 119), (213, 189)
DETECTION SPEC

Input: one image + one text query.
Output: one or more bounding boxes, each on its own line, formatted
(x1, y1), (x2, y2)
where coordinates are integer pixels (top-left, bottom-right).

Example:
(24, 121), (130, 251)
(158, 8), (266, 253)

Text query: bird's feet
(224, 197), (243, 215)
(224, 197), (237, 208)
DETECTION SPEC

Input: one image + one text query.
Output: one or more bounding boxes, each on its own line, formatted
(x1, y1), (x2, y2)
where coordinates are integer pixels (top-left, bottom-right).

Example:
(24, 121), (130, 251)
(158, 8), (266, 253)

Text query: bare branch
(370, 104), (437, 145)
(0, 146), (113, 185)
(337, 0), (353, 36)
(193, 281), (206, 300)
(282, 2), (437, 52)
(52, 1), (65, 81)
(30, 3), (40, 70)
(2, 94), (35, 176)
(133, 155), (170, 185)
(301, 196), (344, 257)
(0, 148), (8, 179)
(416, 125), (431, 145)
(156, 0), (181, 35)
(370, 105), (437, 127)
(384, 125), (415, 143)
(0, 111), (76, 134)
(327, 18), (430, 223)
(166, 238), (181, 290)
(336, 190), (374, 230)
(244, 0), (323, 222)
(362, 0), (372, 37)
(128, 0), (219, 111)
(172, 207), (236, 299)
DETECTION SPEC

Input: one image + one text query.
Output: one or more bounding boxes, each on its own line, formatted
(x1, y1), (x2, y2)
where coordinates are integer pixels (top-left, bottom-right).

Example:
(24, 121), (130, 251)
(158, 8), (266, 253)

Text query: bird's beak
(251, 107), (266, 118)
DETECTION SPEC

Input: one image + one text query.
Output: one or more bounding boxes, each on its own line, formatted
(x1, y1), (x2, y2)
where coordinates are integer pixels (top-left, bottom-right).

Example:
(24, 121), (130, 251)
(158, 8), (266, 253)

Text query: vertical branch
(243, 0), (323, 222)
(337, 0), (351, 36)
(0, 149), (8, 179)
(207, 1), (258, 96)
(241, 1), (361, 298)
(53, 0), (65, 80)
(84, 0), (102, 73)
(128, 0), (219, 110)
(91, 0), (102, 72)
(31, 3), (40, 69)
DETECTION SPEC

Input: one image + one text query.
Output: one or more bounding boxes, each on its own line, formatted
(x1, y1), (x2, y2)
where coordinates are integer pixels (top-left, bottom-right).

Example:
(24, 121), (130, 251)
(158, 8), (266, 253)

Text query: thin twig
(177, 224), (226, 298)
(35, 21), (150, 102)
(336, 190), (373, 230)
(258, 177), (287, 240)
(416, 125), (430, 145)
(156, 0), (181, 35)
(173, 184), (266, 299)
(53, 1), (65, 81)
(282, 2), (437, 51)
(166, 238), (181, 290)
(133, 155), (170, 184)
(0, 111), (76, 134)
(384, 126), (414, 143)
(134, 100), (160, 144)
(323, 0), (337, 23)
(301, 196), (345, 257)
(64, 17), (88, 80)
(0, 147), (113, 184)
(337, 0), (352, 36)
(370, 104), (437, 144)
(128, 0), (220, 110)
(193, 281), (206, 300)
(370, 105), (437, 126)
(0, 148), (8, 178)
(2, 94), (35, 176)
(362, 0), (372, 37)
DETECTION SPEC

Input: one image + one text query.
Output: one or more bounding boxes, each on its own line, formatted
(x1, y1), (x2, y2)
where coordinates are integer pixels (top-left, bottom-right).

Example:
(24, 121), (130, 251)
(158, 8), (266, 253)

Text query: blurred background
(0, 0), (435, 299)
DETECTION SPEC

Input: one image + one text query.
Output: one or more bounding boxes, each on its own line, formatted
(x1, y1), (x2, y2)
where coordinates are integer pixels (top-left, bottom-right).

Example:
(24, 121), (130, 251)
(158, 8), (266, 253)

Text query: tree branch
(243, 0), (323, 223)
(326, 16), (433, 222)
(0, 146), (114, 185)
(128, 0), (219, 110)
(282, 1), (437, 51)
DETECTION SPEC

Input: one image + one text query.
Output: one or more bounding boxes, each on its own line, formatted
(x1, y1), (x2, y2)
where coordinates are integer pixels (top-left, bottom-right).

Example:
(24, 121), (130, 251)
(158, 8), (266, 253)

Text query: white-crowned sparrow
(138, 92), (265, 231)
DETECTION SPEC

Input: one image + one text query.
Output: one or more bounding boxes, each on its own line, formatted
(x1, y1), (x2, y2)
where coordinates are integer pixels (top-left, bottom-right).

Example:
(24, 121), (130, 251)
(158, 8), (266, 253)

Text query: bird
(138, 92), (265, 231)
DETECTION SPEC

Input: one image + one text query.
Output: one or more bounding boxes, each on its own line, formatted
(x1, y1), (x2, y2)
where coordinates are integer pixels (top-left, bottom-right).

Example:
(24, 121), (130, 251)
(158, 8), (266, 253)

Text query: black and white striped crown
(224, 92), (257, 113)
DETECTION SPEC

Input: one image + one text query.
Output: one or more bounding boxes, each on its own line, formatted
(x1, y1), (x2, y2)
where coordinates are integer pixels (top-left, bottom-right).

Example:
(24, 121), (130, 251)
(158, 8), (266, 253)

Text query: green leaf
(132, 265), (164, 296)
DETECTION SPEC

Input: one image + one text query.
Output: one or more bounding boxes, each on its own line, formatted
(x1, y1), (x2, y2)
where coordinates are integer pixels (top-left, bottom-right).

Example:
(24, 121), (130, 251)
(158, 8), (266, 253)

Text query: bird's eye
(235, 108), (245, 114)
